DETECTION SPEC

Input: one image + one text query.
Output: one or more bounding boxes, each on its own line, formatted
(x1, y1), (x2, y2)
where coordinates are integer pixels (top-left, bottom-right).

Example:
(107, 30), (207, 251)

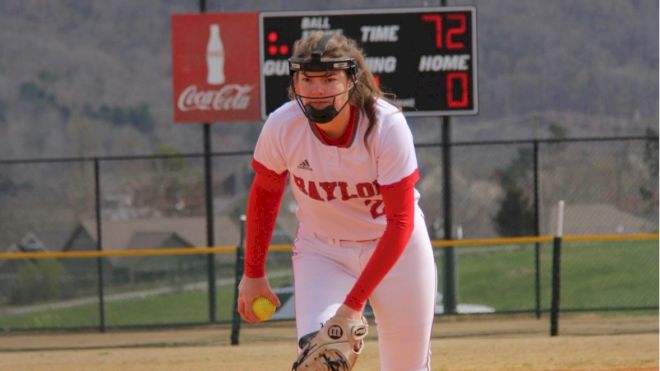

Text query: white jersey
(253, 98), (420, 241)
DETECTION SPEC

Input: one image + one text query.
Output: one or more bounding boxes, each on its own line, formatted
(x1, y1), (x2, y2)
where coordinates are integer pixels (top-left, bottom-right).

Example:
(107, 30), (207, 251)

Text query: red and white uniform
(255, 99), (419, 240)
(248, 99), (436, 371)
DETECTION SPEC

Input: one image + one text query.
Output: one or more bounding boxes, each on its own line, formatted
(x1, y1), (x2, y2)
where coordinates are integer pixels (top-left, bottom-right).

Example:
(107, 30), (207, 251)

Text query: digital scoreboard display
(260, 7), (477, 119)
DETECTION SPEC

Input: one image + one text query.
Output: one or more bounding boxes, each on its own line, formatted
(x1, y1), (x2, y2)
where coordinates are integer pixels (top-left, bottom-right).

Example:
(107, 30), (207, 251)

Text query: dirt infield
(0, 314), (657, 370)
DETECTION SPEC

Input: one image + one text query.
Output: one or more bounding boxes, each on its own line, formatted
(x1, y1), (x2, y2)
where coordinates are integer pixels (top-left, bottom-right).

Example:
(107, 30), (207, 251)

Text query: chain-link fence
(0, 136), (657, 331)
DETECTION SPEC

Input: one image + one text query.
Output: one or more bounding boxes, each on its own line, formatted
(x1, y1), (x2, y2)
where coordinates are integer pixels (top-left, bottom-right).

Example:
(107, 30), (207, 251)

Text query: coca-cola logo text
(177, 84), (253, 112)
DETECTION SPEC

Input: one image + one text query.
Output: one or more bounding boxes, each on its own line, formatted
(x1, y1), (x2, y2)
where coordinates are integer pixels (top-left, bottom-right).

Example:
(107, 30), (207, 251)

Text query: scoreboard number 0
(447, 72), (469, 108)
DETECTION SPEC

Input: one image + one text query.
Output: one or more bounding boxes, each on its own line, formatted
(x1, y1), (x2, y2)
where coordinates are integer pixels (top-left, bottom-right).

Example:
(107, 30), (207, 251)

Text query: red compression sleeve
(344, 169), (420, 311)
(244, 159), (287, 278)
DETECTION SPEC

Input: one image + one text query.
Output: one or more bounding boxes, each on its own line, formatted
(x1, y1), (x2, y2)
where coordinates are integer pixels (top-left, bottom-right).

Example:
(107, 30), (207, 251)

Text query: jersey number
(364, 199), (385, 219)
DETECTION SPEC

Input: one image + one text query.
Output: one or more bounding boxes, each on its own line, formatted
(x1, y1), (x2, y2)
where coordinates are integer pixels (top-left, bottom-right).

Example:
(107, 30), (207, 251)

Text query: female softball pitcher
(238, 32), (437, 371)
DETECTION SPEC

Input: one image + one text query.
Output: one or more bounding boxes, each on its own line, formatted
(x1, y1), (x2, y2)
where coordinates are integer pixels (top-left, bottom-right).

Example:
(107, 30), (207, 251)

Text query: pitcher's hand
(335, 303), (363, 320)
(237, 275), (281, 323)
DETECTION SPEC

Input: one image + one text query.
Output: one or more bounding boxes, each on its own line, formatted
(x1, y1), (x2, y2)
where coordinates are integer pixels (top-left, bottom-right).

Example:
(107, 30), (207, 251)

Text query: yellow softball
(252, 296), (276, 321)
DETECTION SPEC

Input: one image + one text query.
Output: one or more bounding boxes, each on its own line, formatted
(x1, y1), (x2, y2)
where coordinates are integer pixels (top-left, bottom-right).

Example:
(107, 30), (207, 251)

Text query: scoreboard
(260, 7), (477, 119)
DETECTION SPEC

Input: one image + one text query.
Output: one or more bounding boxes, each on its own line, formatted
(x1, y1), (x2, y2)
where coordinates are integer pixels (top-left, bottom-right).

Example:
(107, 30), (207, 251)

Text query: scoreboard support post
(442, 116), (457, 314)
(197, 0), (217, 325)
(440, 0), (457, 315)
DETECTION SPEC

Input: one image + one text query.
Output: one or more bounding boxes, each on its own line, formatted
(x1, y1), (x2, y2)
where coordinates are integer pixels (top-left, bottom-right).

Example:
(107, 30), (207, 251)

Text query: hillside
(0, 0), (657, 159)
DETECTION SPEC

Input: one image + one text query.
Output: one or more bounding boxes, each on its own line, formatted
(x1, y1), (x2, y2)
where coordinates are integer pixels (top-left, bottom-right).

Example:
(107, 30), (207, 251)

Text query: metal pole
(442, 117), (457, 314)
(231, 215), (247, 345)
(550, 235), (562, 336)
(204, 125), (217, 323)
(199, 0), (217, 324)
(533, 140), (541, 318)
(93, 158), (106, 332)
(439, 0), (457, 316)
(550, 201), (564, 336)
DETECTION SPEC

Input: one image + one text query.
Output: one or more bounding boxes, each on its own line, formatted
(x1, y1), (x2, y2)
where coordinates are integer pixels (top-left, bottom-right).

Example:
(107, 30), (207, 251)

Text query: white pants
(292, 215), (437, 371)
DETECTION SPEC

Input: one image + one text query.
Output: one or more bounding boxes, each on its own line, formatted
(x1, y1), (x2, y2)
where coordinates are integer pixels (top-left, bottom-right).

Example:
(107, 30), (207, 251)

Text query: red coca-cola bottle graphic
(207, 24), (225, 85)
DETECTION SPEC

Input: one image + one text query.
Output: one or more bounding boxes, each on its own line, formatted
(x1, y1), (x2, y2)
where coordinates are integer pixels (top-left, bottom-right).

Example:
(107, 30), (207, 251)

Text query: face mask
(297, 84), (354, 124)
(304, 103), (338, 124)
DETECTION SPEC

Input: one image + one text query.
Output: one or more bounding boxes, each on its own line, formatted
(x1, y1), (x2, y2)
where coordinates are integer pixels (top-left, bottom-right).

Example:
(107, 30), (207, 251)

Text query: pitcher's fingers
(268, 293), (281, 307)
(242, 298), (262, 323)
(237, 297), (248, 320)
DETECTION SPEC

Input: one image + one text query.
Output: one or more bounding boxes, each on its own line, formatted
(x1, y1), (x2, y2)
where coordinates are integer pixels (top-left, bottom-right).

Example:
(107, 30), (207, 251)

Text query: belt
(312, 232), (379, 248)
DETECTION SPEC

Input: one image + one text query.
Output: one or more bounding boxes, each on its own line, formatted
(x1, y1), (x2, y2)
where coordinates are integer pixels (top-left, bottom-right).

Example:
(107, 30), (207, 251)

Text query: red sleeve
(343, 169), (419, 311)
(244, 159), (287, 278)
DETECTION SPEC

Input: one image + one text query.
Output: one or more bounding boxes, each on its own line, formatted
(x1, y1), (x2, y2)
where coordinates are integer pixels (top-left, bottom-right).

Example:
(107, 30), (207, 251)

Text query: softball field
(0, 313), (657, 370)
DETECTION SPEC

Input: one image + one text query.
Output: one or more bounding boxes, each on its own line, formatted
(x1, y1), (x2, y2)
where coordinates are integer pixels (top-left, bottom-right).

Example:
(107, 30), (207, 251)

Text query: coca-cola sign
(171, 13), (260, 123)
(177, 85), (253, 111)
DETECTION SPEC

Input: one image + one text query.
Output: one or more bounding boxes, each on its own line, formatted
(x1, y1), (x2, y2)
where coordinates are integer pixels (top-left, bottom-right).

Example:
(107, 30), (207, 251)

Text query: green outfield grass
(0, 272), (295, 329)
(0, 240), (656, 330)
(455, 240), (658, 311)
(0, 285), (237, 330)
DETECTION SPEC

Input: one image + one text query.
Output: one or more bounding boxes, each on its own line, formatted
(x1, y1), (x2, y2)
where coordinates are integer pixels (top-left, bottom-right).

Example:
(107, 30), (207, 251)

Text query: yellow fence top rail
(0, 234), (656, 260)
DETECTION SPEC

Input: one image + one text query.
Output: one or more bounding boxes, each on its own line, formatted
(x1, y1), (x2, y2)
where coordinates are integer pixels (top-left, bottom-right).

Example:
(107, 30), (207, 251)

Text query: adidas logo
(297, 159), (312, 171)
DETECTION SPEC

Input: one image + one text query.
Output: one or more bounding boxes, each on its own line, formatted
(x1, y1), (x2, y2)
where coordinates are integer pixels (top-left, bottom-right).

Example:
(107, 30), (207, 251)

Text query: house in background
(0, 233), (51, 303)
(113, 231), (201, 284)
(0, 232), (49, 275)
(546, 203), (657, 235)
(60, 216), (292, 285)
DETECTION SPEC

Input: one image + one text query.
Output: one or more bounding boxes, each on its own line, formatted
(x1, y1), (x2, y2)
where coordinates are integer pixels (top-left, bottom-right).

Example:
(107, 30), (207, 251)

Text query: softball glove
(292, 315), (369, 371)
